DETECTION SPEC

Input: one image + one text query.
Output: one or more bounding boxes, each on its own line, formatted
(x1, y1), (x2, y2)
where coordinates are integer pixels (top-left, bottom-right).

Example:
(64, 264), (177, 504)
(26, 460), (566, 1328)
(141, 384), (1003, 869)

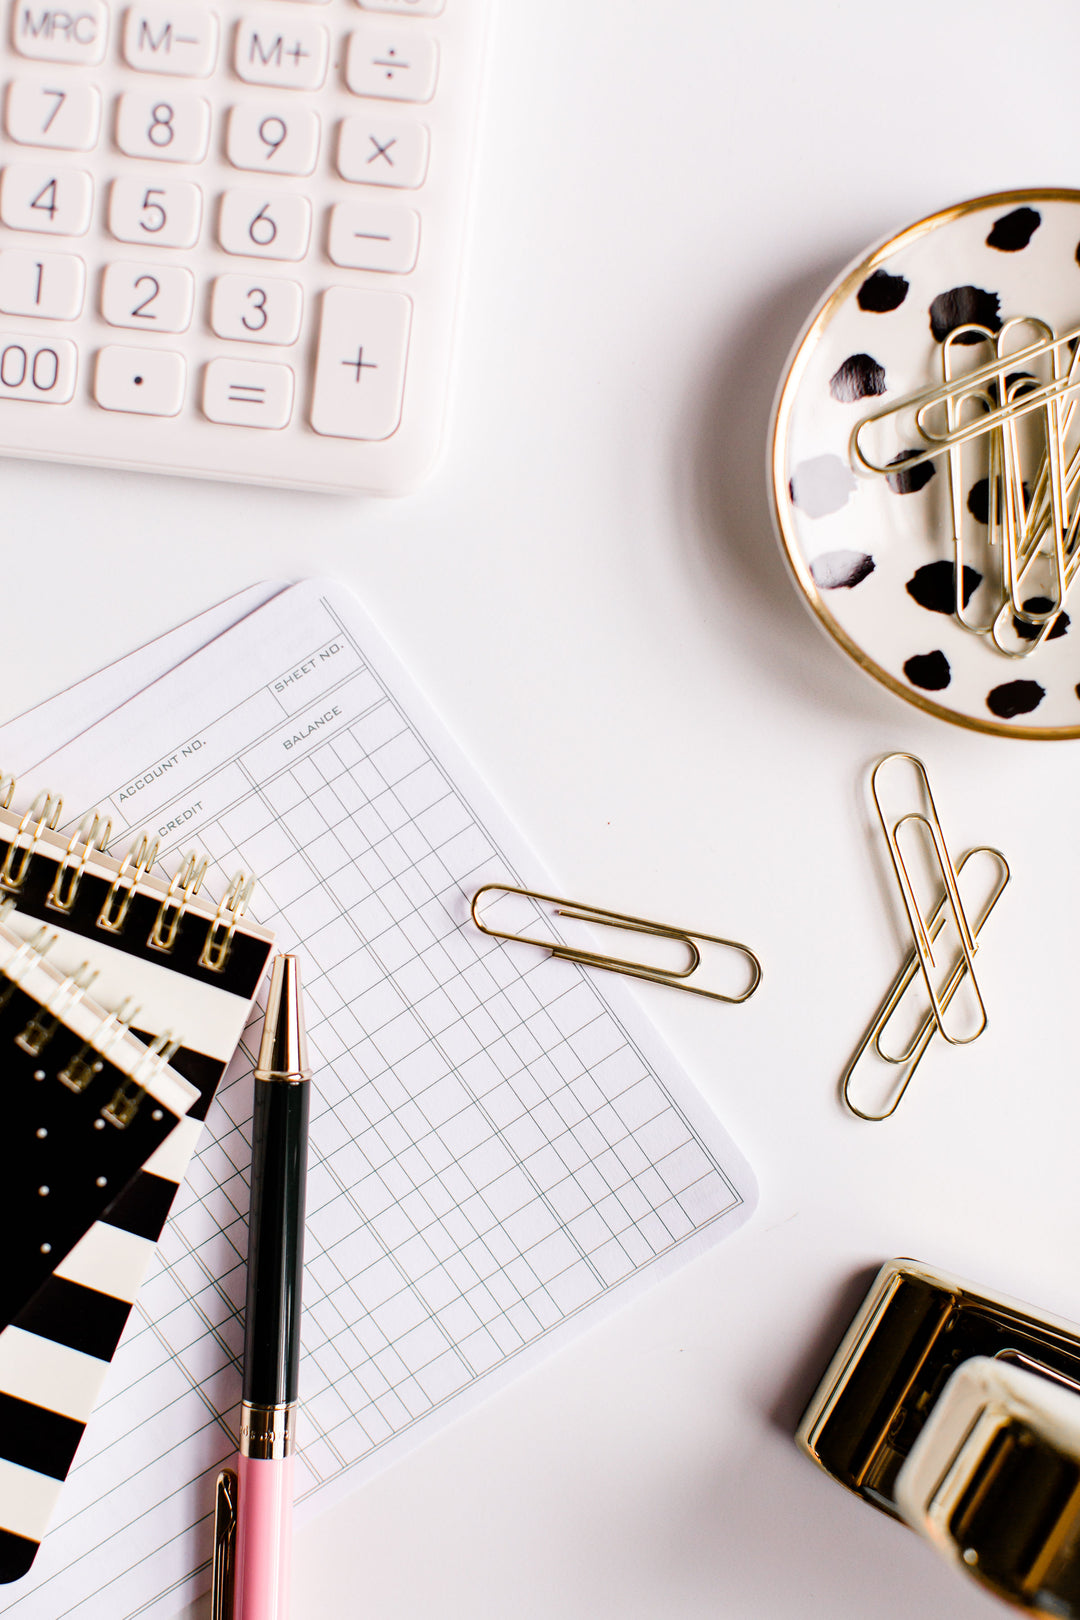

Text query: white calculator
(0, 0), (490, 493)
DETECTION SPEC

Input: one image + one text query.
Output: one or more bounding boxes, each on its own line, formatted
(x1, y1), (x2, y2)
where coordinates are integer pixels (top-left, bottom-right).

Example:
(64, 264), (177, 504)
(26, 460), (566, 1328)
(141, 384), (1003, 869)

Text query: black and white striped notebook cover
(0, 913), (200, 1579)
(0, 793), (275, 1581)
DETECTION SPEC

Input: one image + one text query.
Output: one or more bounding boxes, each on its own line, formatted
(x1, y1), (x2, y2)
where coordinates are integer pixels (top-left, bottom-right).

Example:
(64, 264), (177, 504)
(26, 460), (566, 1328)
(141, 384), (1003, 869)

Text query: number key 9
(226, 105), (320, 176)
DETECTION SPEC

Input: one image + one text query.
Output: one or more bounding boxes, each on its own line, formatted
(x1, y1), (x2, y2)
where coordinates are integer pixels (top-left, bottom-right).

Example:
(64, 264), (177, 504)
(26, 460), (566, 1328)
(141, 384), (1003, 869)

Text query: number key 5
(109, 179), (203, 249)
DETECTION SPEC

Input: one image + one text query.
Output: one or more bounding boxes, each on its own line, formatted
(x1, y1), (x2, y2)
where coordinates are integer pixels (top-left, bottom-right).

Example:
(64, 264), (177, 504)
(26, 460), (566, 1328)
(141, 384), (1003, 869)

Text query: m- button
(123, 6), (220, 76)
(13, 0), (108, 63)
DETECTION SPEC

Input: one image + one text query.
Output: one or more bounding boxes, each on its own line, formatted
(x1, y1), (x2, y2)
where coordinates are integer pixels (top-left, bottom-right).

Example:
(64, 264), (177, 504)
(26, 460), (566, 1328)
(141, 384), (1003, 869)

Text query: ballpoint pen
(213, 953), (311, 1620)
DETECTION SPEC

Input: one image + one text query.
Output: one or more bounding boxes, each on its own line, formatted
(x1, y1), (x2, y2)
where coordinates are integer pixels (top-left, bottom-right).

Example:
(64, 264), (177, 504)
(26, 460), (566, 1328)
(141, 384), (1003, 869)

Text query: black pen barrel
(242, 1073), (309, 1407)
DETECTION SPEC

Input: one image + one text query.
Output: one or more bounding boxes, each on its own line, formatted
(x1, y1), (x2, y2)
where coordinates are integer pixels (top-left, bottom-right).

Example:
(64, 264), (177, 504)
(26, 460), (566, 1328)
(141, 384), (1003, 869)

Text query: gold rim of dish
(771, 186), (1080, 741)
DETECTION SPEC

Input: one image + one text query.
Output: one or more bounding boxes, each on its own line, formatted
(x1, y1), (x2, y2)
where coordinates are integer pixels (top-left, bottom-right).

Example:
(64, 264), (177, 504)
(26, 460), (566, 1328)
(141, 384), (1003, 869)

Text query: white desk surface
(4, 2), (1078, 1615)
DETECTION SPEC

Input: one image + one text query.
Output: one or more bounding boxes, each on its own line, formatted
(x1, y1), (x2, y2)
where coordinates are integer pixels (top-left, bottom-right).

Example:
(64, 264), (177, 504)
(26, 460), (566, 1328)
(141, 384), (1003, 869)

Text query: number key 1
(108, 178), (203, 248)
(0, 250), (85, 319)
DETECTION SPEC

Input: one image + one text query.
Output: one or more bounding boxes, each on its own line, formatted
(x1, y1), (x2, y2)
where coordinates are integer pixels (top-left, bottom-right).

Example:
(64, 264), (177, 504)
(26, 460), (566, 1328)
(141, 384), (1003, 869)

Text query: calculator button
(357, 0), (445, 13)
(109, 177), (202, 248)
(218, 189), (311, 260)
(234, 18), (329, 90)
(93, 345), (185, 414)
(12, 0), (107, 63)
(0, 333), (76, 400)
(327, 201), (419, 273)
(122, 5), (219, 77)
(202, 357), (294, 427)
(0, 250), (84, 318)
(345, 31), (438, 102)
(0, 164), (92, 235)
(336, 117), (428, 187)
(5, 82), (101, 150)
(226, 104), (320, 176)
(310, 286), (411, 440)
(101, 261), (194, 333)
(210, 273), (302, 344)
(115, 90), (211, 163)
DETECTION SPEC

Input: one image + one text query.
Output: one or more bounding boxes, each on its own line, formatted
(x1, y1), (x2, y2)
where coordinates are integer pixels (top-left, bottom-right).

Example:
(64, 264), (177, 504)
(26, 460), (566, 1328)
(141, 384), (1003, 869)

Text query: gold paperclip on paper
(841, 754), (1009, 1120)
(797, 1260), (1080, 1618)
(470, 885), (761, 1004)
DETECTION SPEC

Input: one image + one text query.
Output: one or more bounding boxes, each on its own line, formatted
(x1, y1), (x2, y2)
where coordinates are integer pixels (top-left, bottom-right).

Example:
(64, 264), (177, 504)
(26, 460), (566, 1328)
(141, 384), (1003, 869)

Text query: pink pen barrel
(235, 1453), (294, 1620)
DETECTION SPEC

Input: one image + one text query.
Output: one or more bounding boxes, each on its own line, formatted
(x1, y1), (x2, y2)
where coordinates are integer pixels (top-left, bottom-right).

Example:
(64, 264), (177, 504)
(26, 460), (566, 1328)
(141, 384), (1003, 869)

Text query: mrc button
(13, 0), (107, 62)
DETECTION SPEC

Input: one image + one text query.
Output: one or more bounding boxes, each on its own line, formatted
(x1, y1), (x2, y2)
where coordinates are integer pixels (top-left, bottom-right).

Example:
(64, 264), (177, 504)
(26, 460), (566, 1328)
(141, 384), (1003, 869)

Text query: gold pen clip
(211, 1468), (237, 1620)
(470, 884), (761, 1003)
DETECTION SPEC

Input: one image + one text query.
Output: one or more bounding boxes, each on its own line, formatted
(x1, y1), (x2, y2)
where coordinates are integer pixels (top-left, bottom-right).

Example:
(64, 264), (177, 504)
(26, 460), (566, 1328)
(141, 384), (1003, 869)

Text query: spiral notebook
(0, 912), (201, 1576)
(0, 803), (275, 1581)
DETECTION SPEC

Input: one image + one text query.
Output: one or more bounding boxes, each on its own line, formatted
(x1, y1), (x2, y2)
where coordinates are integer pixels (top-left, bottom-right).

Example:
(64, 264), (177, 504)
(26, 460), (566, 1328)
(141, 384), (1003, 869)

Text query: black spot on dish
(885, 449), (935, 494)
(809, 550), (875, 589)
(987, 679), (1045, 719)
(987, 371), (1036, 407)
(903, 650), (951, 691)
(1012, 597), (1069, 642)
(906, 561), (982, 614)
(968, 477), (1031, 522)
(929, 286), (1002, 344)
(857, 269), (909, 312)
(986, 206), (1041, 252)
(829, 353), (886, 403)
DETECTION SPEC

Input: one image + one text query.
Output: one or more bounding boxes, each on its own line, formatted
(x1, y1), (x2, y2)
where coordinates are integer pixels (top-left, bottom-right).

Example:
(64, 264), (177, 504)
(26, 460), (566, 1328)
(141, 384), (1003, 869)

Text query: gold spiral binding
(48, 810), (113, 914)
(17, 960), (98, 1057)
(200, 872), (256, 973)
(0, 922), (57, 1012)
(0, 775), (15, 812)
(98, 832), (160, 933)
(0, 791), (62, 891)
(59, 996), (140, 1093)
(103, 1030), (181, 1129)
(149, 850), (209, 952)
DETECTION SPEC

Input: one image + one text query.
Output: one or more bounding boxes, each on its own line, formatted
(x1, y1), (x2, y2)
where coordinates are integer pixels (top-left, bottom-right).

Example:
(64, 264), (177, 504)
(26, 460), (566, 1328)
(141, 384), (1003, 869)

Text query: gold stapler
(797, 1259), (1080, 1616)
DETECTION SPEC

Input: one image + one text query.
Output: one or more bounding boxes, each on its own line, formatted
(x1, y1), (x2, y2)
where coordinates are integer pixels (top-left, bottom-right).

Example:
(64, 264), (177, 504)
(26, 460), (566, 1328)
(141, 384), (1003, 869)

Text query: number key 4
(0, 163), (93, 235)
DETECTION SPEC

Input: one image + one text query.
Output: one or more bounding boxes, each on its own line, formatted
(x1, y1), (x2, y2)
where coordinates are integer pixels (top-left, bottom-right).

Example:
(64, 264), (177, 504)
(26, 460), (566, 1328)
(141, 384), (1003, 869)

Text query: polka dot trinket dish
(771, 188), (1080, 738)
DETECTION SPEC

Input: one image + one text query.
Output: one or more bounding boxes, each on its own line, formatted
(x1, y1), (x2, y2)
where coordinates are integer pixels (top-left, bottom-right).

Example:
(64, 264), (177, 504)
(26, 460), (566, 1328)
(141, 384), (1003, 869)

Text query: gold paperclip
(470, 884), (761, 1003)
(842, 846), (1010, 1120)
(871, 753), (985, 1048)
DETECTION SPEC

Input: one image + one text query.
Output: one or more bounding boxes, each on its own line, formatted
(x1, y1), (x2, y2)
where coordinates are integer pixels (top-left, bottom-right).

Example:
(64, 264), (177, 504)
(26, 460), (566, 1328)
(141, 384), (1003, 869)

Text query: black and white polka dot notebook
(0, 798), (275, 1582)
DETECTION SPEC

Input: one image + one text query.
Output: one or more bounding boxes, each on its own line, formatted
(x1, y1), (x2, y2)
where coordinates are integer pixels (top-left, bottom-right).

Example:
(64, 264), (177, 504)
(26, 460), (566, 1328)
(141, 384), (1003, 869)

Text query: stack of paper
(0, 579), (755, 1620)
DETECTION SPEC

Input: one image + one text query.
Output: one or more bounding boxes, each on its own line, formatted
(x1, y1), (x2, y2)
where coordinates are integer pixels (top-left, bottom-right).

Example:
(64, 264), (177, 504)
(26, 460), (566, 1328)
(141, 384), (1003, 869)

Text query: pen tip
(255, 954), (310, 1081)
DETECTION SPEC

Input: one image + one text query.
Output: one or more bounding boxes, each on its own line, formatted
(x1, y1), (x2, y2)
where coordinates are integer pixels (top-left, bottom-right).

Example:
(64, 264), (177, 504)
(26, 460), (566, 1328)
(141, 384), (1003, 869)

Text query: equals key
(203, 359), (294, 429)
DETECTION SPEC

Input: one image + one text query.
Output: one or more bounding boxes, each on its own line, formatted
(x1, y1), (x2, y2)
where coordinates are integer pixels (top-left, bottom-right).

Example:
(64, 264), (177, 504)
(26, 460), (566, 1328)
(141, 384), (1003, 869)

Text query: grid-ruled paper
(0, 581), (755, 1620)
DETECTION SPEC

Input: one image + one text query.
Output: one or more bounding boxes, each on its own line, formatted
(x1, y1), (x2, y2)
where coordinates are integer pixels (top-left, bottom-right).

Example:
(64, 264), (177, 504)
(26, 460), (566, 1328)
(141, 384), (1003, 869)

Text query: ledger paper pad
(0, 580), (755, 1619)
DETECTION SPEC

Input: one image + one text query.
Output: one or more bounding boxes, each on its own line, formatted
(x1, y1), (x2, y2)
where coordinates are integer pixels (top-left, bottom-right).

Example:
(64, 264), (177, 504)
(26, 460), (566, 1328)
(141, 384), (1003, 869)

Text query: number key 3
(210, 273), (303, 344)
